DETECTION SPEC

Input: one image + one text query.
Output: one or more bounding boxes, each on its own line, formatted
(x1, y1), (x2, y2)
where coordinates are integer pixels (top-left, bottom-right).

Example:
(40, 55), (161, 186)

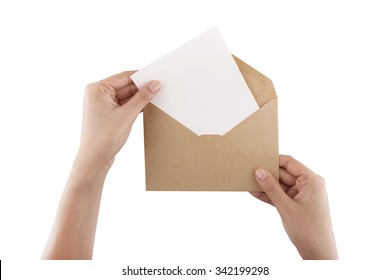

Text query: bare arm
(41, 154), (108, 259)
(42, 72), (161, 259)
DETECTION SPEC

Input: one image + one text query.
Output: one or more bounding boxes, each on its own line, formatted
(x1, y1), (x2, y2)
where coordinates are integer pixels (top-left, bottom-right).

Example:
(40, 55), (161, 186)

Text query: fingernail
(255, 169), (267, 182)
(149, 80), (161, 93)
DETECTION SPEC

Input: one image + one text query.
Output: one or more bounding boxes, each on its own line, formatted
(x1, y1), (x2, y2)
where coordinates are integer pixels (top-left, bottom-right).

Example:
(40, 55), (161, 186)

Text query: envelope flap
(233, 55), (276, 107)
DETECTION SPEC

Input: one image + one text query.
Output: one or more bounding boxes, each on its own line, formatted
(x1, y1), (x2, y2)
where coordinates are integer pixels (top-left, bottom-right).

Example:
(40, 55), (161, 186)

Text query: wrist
(298, 237), (338, 260)
(76, 147), (114, 173)
(66, 150), (112, 193)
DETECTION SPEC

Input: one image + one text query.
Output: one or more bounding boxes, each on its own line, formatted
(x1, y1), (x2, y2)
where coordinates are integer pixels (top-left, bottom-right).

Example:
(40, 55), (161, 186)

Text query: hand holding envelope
(131, 27), (279, 191)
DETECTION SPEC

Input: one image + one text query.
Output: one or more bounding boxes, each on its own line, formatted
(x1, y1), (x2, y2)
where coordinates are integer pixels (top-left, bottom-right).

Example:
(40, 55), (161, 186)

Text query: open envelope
(144, 56), (278, 191)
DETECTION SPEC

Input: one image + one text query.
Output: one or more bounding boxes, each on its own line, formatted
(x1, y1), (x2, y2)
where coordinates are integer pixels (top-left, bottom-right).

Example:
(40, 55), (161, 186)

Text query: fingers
(101, 71), (136, 90)
(250, 182), (290, 207)
(287, 186), (299, 199)
(254, 169), (295, 213)
(121, 80), (161, 119)
(116, 83), (138, 100)
(118, 96), (132, 106)
(279, 155), (312, 177)
(279, 168), (296, 187)
(250, 192), (275, 206)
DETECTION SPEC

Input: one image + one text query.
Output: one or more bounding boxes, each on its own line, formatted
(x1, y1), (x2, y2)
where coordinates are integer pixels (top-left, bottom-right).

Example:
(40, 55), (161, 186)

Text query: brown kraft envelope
(143, 55), (278, 191)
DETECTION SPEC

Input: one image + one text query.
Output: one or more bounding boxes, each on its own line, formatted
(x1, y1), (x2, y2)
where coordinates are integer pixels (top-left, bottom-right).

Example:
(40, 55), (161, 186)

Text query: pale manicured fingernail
(149, 80), (161, 93)
(255, 169), (267, 182)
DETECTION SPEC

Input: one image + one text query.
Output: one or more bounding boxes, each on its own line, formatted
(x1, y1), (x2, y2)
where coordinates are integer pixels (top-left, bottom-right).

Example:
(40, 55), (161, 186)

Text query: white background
(0, 0), (389, 278)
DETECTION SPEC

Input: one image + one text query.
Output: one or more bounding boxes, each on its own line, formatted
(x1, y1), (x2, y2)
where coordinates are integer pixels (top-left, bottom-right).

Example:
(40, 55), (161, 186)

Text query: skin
(41, 71), (161, 259)
(251, 155), (338, 260)
(42, 71), (337, 260)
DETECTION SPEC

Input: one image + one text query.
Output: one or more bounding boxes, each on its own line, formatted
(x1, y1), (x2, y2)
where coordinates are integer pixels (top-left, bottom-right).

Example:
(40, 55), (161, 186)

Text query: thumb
(122, 80), (161, 119)
(255, 169), (294, 213)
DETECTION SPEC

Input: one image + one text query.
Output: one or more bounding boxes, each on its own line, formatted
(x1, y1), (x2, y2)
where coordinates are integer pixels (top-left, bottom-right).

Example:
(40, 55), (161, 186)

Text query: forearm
(42, 152), (110, 260)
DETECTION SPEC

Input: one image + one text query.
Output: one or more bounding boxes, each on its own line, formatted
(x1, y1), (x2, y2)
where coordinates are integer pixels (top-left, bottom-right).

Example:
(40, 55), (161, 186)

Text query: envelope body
(143, 56), (278, 191)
